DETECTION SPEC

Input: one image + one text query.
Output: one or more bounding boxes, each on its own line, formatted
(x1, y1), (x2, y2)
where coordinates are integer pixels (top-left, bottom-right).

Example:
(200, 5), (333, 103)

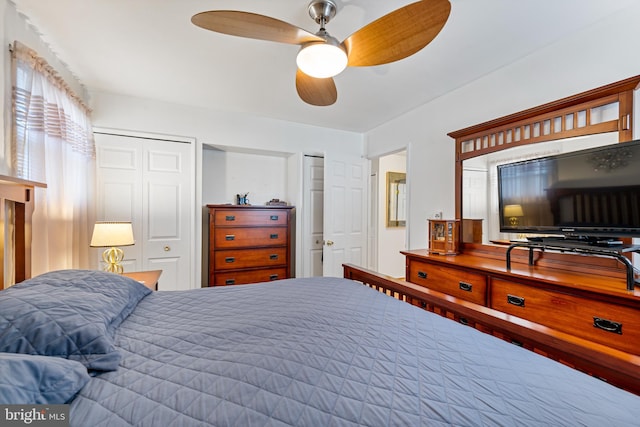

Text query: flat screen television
(497, 139), (640, 239)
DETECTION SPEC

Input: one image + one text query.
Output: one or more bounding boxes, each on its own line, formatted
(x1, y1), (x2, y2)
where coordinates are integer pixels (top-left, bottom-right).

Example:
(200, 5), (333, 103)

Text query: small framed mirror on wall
(386, 172), (406, 227)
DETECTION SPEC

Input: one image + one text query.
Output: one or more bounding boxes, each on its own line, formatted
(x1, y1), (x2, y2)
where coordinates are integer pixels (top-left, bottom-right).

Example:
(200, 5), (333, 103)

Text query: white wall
(202, 148), (290, 206)
(201, 147), (226, 204)
(90, 91), (363, 157)
(365, 2), (640, 251)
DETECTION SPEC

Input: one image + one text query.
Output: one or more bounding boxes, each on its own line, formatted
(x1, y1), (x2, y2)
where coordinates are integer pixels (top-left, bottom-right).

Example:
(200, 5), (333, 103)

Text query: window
(11, 41), (96, 274)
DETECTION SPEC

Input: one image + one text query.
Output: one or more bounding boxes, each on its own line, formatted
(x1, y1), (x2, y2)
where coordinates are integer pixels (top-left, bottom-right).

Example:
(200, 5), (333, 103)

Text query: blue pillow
(0, 270), (151, 371)
(0, 353), (90, 404)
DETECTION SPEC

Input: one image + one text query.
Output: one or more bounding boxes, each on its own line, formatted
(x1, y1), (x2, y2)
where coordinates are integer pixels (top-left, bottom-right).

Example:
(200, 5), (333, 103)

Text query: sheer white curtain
(11, 41), (96, 274)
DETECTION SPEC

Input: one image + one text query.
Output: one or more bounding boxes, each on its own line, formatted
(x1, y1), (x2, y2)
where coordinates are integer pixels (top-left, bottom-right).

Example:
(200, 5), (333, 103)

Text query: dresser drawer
(214, 247), (287, 270)
(214, 227), (287, 248)
(212, 268), (288, 286)
(213, 209), (288, 226)
(490, 278), (640, 355)
(407, 260), (487, 305)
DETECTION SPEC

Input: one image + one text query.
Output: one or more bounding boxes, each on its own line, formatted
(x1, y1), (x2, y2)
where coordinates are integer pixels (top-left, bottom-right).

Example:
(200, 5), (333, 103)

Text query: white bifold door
(94, 132), (195, 290)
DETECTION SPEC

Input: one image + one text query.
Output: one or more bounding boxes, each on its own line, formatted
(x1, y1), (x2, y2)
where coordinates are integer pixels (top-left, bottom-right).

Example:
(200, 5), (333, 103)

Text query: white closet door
(95, 133), (193, 290)
(95, 136), (143, 270)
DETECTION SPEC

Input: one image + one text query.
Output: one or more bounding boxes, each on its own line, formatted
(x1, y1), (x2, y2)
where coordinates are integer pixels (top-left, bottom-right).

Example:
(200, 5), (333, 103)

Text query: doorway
(302, 152), (369, 278)
(302, 155), (324, 277)
(370, 150), (407, 278)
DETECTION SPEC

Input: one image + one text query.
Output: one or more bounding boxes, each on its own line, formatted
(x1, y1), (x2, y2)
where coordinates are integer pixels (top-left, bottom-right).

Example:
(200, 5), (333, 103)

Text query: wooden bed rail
(343, 263), (640, 395)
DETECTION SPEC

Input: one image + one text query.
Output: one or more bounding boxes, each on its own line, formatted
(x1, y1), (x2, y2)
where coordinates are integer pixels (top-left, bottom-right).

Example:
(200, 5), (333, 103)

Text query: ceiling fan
(191, 0), (451, 106)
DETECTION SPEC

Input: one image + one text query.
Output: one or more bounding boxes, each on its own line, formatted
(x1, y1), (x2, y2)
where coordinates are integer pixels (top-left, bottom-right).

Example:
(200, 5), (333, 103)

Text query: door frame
(301, 154), (324, 277)
(93, 127), (200, 288)
(367, 145), (411, 276)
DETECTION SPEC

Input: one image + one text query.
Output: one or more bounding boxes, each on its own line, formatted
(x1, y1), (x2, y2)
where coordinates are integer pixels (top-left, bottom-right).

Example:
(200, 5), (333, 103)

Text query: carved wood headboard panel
(0, 175), (46, 289)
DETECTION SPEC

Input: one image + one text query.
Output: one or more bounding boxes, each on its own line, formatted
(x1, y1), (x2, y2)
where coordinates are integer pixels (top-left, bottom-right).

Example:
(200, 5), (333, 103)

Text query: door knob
(325, 240), (334, 246)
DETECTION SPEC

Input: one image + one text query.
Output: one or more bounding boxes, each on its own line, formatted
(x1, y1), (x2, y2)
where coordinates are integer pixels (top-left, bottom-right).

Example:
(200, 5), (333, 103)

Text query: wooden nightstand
(123, 270), (162, 291)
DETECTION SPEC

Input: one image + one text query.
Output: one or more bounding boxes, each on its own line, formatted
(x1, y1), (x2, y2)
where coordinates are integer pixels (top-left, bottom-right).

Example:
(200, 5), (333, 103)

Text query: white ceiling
(10, 0), (639, 132)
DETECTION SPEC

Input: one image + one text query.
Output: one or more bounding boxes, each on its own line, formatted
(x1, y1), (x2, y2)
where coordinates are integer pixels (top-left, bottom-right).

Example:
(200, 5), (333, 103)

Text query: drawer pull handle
(269, 274), (279, 280)
(269, 254), (279, 260)
(593, 317), (622, 334)
(270, 215), (279, 221)
(225, 257), (235, 263)
(270, 234), (278, 239)
(507, 294), (525, 307)
(225, 279), (235, 285)
(417, 271), (428, 279)
(225, 215), (236, 221)
(225, 235), (235, 241)
(459, 282), (472, 292)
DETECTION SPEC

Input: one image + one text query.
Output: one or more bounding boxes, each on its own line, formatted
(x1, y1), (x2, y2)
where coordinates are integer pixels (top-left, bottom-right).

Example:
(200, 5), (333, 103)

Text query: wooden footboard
(343, 263), (640, 395)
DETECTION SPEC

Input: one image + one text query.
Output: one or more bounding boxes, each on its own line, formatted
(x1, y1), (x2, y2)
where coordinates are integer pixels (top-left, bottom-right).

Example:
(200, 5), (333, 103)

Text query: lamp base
(102, 247), (124, 274)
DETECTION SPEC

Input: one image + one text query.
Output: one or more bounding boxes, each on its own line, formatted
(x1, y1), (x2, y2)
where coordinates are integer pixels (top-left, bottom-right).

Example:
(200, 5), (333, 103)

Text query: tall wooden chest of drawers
(207, 205), (295, 286)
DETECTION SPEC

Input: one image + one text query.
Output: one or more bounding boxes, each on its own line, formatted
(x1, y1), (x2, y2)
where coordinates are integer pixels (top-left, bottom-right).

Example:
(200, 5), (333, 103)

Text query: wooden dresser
(207, 205), (295, 286)
(402, 248), (640, 356)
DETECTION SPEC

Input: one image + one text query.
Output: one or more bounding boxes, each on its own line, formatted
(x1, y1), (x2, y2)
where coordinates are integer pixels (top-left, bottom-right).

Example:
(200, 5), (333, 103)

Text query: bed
(1, 268), (639, 426)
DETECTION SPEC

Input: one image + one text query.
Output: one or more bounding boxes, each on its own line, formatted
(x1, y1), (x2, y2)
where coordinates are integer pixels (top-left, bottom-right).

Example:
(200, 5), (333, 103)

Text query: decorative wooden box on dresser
(207, 205), (295, 286)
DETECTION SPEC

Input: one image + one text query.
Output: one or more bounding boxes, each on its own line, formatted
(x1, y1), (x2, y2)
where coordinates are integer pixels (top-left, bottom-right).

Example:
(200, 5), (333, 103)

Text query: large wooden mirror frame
(448, 75), (640, 264)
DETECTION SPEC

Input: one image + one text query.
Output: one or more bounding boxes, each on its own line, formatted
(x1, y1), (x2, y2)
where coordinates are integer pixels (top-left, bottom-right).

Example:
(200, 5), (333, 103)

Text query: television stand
(506, 241), (640, 291)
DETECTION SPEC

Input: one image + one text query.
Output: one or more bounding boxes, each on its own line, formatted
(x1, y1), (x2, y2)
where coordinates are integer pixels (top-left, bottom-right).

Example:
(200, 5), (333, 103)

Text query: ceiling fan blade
(296, 69), (337, 106)
(191, 11), (325, 45)
(343, 0), (451, 67)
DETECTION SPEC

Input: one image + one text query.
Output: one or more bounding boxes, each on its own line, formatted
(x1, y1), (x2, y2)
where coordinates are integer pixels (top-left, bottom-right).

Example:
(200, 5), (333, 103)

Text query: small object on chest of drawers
(266, 198), (288, 206)
(428, 219), (460, 255)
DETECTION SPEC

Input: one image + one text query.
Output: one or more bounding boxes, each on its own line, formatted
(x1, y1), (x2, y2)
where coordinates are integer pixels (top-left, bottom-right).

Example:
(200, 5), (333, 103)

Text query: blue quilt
(69, 277), (640, 426)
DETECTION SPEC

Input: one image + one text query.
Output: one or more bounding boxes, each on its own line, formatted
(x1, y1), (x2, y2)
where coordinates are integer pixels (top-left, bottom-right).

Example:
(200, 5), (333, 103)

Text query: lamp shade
(296, 38), (348, 79)
(90, 222), (135, 247)
(503, 204), (524, 218)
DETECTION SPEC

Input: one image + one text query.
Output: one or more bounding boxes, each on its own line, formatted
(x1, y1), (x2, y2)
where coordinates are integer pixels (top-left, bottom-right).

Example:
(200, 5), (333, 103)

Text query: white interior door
(302, 155), (324, 277)
(95, 132), (194, 290)
(322, 153), (367, 277)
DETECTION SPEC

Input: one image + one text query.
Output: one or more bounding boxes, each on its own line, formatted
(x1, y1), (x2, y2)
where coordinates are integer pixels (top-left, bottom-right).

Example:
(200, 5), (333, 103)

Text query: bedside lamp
(90, 221), (135, 274)
(504, 204), (524, 226)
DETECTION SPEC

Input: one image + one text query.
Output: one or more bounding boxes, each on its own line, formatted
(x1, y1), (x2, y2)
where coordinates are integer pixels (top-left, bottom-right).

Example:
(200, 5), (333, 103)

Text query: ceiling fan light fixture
(192, 0), (451, 105)
(296, 39), (347, 79)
